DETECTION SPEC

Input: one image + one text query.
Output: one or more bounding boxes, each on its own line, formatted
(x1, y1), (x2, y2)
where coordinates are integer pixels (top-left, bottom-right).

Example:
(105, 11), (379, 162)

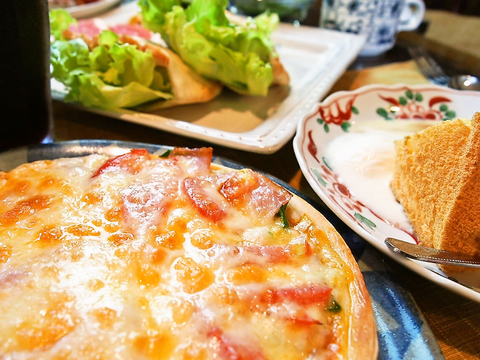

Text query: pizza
(0, 147), (377, 359)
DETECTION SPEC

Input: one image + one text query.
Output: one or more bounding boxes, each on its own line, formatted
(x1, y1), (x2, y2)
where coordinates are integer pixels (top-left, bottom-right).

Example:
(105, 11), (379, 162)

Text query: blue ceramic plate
(0, 140), (444, 360)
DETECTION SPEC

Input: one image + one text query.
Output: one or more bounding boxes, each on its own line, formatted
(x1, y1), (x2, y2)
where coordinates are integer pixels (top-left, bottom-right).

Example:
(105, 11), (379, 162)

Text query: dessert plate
(293, 83), (480, 302)
(0, 139), (443, 359)
(50, 1), (364, 154)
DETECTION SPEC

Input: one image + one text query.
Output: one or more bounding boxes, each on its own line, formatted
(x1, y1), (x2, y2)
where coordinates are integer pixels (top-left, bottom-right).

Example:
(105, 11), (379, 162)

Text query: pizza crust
(286, 195), (378, 360)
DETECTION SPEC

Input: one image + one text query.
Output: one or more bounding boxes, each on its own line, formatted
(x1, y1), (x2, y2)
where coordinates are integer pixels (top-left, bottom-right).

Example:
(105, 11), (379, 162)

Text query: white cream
(325, 120), (441, 230)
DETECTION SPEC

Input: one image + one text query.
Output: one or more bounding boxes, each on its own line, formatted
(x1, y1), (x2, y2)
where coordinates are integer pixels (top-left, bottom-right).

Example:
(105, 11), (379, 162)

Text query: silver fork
(408, 46), (450, 86)
(385, 237), (480, 268)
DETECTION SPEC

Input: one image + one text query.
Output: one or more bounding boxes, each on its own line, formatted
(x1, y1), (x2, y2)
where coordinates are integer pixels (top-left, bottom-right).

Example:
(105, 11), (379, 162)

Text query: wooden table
(22, 3), (480, 359)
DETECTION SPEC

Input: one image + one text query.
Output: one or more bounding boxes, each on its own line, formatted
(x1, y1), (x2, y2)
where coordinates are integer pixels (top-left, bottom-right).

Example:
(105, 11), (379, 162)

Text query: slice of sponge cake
(390, 112), (480, 268)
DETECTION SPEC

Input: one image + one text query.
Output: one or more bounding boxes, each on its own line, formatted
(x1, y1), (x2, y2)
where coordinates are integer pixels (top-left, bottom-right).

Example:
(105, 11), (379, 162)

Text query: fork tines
(408, 46), (450, 86)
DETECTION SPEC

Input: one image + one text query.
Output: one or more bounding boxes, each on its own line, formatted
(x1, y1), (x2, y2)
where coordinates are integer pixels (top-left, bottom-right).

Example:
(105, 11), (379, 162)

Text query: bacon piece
(220, 169), (292, 221)
(207, 240), (313, 269)
(64, 20), (170, 67)
(287, 313), (323, 326)
(0, 270), (28, 287)
(61, 28), (98, 50)
(169, 147), (213, 176)
(108, 23), (152, 40)
(121, 183), (176, 237)
(142, 43), (170, 67)
(243, 241), (312, 262)
(182, 177), (226, 222)
(121, 179), (178, 236)
(112, 35), (170, 67)
(70, 20), (153, 41)
(235, 284), (332, 327)
(243, 244), (291, 264)
(260, 284), (332, 306)
(111, 148), (216, 234)
(110, 33), (137, 47)
(69, 18), (105, 37)
(92, 149), (149, 178)
(208, 328), (266, 360)
(170, 147), (212, 158)
(70, 19), (151, 40)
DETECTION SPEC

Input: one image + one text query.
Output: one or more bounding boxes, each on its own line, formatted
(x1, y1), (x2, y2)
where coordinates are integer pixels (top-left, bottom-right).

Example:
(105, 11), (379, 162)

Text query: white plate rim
(51, 1), (365, 154)
(65, 0), (122, 18)
(293, 82), (480, 303)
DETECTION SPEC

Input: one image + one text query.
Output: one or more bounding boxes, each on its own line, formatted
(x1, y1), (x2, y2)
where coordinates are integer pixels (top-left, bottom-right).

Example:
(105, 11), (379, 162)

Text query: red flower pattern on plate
(317, 95), (358, 125)
(311, 89), (457, 134)
(312, 159), (366, 225)
(377, 91), (456, 121)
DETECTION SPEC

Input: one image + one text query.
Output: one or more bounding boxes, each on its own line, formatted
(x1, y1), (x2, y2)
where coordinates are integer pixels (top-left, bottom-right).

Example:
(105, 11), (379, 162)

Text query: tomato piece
(261, 284), (332, 306)
(220, 169), (259, 205)
(92, 149), (149, 178)
(220, 169), (292, 220)
(182, 177), (226, 222)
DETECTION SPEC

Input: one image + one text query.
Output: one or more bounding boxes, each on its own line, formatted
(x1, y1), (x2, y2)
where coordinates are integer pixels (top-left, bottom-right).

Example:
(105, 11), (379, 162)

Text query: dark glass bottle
(0, 0), (53, 151)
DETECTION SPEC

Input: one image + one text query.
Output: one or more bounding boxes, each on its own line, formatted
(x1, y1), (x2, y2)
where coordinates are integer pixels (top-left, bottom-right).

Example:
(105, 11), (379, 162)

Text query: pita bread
(137, 46), (223, 111)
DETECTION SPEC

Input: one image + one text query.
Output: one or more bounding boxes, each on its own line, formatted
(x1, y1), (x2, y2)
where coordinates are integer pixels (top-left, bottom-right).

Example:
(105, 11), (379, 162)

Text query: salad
(139, 0), (287, 96)
(49, 9), (174, 110)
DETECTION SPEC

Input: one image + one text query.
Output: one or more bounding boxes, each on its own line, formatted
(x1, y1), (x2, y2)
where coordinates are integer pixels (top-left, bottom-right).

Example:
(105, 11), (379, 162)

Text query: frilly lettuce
(139, 0), (279, 96)
(49, 9), (172, 110)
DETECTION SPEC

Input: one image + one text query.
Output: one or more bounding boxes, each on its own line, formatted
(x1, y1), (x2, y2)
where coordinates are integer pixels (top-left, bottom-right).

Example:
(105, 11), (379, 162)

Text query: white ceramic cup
(320, 0), (425, 57)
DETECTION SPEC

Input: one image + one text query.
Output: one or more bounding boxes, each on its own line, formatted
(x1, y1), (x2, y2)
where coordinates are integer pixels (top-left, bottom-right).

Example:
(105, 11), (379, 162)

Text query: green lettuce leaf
(49, 7), (76, 40)
(49, 9), (172, 110)
(139, 0), (279, 96)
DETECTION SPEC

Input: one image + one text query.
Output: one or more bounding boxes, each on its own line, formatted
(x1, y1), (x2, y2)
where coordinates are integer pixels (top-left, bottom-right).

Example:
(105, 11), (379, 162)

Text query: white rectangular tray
(51, 1), (365, 153)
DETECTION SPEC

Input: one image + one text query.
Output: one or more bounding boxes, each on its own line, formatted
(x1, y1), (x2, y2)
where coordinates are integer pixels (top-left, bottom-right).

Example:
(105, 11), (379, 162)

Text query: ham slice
(69, 19), (153, 40)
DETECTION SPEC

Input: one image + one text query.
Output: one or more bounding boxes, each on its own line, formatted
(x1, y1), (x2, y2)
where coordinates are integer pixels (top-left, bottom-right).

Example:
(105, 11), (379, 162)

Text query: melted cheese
(0, 151), (354, 360)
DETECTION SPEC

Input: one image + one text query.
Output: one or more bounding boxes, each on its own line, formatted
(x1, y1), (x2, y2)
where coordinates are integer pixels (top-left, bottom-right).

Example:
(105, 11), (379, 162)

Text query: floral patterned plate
(293, 83), (480, 302)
